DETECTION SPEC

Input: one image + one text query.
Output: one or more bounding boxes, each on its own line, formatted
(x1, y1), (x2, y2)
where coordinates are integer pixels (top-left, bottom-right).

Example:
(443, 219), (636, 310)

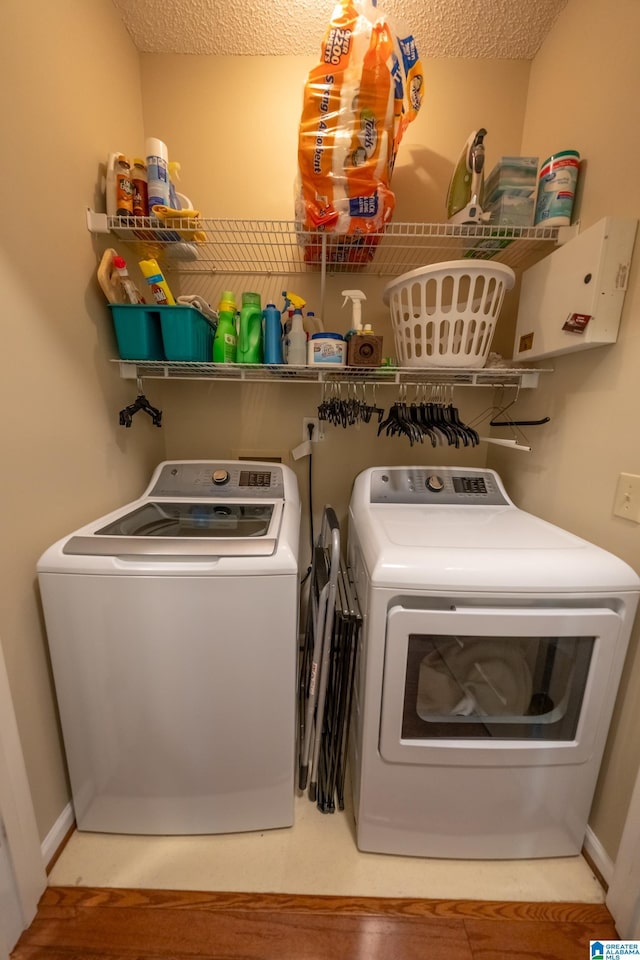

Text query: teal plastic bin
(159, 305), (215, 361)
(109, 305), (165, 360)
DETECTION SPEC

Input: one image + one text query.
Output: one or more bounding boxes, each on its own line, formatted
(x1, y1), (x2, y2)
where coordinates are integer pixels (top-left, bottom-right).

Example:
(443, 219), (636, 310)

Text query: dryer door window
(402, 633), (593, 741)
(379, 604), (624, 767)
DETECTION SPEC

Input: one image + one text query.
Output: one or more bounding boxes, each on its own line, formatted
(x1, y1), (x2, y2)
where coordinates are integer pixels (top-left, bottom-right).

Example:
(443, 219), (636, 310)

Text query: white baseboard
(583, 825), (614, 887)
(41, 802), (75, 871)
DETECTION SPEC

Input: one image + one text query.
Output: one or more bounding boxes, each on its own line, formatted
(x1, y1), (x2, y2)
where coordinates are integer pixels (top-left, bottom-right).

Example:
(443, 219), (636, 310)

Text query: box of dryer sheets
(513, 217), (638, 362)
(484, 156), (538, 206)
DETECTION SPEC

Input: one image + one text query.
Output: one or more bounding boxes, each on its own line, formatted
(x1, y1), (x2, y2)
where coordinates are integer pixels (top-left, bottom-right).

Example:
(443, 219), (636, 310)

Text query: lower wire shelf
(114, 360), (551, 389)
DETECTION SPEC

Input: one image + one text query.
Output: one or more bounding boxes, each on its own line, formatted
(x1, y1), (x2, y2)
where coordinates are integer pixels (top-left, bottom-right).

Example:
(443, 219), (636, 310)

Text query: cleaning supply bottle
(138, 257), (176, 305)
(304, 310), (322, 335)
(105, 152), (124, 218)
(263, 303), (284, 364)
(213, 291), (238, 362)
(237, 292), (263, 364)
(131, 159), (149, 218)
(281, 290), (306, 318)
(342, 289), (367, 338)
(109, 154), (133, 218)
(112, 256), (145, 304)
(145, 137), (170, 211)
(285, 309), (307, 365)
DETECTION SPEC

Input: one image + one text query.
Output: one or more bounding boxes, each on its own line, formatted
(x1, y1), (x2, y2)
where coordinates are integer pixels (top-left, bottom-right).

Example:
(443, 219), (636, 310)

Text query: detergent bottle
(212, 291), (238, 362)
(263, 303), (284, 364)
(237, 292), (263, 364)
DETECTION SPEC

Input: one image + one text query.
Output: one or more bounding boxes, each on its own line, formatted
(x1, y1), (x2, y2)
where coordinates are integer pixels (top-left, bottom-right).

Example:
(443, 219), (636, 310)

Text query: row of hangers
(317, 382), (550, 450)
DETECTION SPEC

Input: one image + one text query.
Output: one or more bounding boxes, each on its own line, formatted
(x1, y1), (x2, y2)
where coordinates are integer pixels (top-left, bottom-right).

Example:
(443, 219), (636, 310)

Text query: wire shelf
(115, 360), (551, 389)
(88, 211), (575, 278)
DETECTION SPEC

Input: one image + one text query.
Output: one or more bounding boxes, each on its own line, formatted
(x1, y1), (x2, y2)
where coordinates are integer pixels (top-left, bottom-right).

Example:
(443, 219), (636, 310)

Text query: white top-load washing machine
(348, 466), (640, 859)
(38, 460), (300, 836)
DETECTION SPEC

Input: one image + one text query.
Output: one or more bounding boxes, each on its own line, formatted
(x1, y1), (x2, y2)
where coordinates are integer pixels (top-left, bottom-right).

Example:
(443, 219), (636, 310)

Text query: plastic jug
(212, 291), (238, 363)
(263, 303), (284, 364)
(237, 292), (263, 364)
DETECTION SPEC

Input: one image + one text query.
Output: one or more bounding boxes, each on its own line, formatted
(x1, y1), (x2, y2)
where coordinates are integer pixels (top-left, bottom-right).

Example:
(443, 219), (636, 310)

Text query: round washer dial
(426, 475), (445, 492)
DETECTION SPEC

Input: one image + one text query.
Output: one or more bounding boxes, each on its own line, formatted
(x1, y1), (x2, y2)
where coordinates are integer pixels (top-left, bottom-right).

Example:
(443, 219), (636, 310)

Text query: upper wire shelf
(88, 210), (576, 278)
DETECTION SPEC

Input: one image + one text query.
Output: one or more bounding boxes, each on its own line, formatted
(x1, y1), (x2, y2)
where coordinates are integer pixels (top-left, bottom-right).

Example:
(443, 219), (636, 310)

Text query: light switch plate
(613, 473), (640, 523)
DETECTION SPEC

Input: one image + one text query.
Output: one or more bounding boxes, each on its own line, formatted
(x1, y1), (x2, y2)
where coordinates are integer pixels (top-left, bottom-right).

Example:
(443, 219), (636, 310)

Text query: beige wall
(0, 0), (165, 837)
(489, 0), (640, 858)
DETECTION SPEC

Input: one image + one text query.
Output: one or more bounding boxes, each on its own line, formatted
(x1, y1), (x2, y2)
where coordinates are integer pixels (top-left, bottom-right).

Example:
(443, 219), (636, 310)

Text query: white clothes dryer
(348, 466), (640, 859)
(38, 460), (300, 836)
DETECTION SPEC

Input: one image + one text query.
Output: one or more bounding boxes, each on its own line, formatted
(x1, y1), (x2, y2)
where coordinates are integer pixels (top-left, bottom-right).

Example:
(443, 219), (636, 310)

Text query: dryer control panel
(147, 462), (285, 499)
(370, 467), (510, 505)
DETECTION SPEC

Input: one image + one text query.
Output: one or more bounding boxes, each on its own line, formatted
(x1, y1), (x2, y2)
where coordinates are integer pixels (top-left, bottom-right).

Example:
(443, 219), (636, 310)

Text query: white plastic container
(307, 333), (346, 366)
(145, 137), (170, 211)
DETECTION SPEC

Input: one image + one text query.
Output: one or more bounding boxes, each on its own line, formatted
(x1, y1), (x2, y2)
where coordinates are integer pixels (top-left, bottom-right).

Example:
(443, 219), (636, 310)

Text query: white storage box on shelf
(383, 260), (515, 368)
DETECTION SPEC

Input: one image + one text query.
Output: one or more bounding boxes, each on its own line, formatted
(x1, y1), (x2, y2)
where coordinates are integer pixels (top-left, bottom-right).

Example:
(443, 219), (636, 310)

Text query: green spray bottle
(237, 291), (264, 364)
(212, 290), (238, 363)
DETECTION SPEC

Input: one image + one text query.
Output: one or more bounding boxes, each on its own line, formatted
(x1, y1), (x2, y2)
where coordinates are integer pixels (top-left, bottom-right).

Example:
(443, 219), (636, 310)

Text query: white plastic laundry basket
(383, 260), (515, 368)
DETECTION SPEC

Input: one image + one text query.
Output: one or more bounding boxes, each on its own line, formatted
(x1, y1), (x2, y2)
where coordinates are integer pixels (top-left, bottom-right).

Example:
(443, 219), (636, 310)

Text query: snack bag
(296, 0), (423, 263)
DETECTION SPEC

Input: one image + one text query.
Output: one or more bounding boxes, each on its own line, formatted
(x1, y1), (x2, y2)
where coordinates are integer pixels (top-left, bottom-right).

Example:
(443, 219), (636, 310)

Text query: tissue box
(486, 194), (535, 227)
(484, 157), (538, 206)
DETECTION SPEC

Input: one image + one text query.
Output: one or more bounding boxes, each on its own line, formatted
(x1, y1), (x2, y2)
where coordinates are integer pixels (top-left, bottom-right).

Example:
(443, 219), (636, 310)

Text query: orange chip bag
(296, 0), (423, 262)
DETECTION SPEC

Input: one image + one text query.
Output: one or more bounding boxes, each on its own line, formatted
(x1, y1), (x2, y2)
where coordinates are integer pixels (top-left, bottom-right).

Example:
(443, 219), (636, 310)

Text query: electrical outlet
(303, 417), (323, 442)
(613, 473), (640, 523)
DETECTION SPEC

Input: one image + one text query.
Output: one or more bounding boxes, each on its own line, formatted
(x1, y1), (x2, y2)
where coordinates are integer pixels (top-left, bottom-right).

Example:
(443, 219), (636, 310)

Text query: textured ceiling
(111, 0), (568, 59)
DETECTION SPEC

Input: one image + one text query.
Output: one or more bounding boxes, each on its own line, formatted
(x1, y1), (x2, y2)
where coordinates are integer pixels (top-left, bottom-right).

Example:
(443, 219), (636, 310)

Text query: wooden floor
(12, 886), (619, 960)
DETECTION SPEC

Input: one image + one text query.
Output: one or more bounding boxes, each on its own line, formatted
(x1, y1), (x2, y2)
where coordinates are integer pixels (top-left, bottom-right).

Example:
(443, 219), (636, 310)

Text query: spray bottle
(237, 292), (263, 363)
(213, 291), (238, 362)
(281, 291), (306, 335)
(342, 289), (367, 339)
(285, 309), (307, 365)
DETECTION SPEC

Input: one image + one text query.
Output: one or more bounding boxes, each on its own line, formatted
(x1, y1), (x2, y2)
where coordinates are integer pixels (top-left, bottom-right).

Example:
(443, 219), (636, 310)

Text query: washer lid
(63, 500), (283, 557)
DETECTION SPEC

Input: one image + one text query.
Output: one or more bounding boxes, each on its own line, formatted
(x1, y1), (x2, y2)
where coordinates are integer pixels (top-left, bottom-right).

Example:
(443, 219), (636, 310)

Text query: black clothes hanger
(119, 379), (162, 428)
(490, 415), (550, 426)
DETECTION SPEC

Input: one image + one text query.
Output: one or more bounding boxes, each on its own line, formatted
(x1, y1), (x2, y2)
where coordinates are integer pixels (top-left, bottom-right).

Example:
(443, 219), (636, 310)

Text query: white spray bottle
(342, 289), (367, 339)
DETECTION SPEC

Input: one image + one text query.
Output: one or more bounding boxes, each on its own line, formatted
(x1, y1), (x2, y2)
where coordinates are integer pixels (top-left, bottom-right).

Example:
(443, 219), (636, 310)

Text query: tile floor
(48, 792), (605, 903)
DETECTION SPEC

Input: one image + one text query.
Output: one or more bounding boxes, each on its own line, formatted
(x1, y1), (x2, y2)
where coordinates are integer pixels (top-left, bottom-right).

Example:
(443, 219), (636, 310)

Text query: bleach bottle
(237, 292), (263, 364)
(212, 291), (238, 363)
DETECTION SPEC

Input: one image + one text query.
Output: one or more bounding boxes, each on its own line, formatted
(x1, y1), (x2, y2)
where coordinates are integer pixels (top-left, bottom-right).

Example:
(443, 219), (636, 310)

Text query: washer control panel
(370, 468), (509, 505)
(148, 462), (285, 499)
